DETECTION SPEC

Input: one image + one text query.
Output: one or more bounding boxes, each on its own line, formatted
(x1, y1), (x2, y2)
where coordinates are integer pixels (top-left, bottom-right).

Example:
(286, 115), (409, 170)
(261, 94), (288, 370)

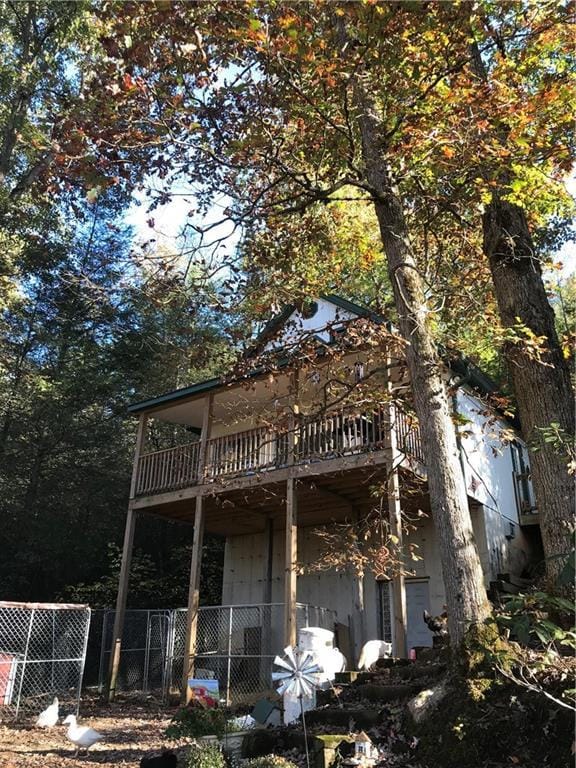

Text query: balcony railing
(137, 441), (200, 496)
(135, 405), (423, 497)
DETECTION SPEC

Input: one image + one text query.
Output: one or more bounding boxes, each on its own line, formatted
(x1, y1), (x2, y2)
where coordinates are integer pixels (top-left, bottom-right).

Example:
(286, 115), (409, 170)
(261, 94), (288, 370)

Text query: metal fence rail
(90, 603), (336, 704)
(0, 601), (91, 720)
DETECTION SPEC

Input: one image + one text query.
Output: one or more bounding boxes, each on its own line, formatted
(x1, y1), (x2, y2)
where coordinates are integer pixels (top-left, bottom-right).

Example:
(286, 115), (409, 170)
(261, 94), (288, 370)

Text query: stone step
(334, 671), (374, 685)
(353, 682), (422, 703)
(305, 707), (382, 730)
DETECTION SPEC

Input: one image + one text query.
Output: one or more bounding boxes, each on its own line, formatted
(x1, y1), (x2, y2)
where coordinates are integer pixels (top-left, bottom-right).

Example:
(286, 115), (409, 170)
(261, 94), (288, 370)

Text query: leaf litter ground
(0, 693), (179, 768)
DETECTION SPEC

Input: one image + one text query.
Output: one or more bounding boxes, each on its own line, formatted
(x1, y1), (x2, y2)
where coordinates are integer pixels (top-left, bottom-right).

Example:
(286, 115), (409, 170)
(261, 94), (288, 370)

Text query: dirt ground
(0, 694), (179, 768)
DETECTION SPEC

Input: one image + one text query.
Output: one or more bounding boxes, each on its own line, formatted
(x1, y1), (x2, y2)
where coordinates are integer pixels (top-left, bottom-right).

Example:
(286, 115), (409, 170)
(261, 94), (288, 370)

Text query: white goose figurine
(63, 714), (104, 756)
(36, 696), (59, 727)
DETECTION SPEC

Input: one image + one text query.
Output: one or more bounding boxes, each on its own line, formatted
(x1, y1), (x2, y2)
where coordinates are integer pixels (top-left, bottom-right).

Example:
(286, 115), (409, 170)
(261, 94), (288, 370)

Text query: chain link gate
(95, 609), (173, 694)
(92, 603), (337, 705)
(0, 601), (91, 720)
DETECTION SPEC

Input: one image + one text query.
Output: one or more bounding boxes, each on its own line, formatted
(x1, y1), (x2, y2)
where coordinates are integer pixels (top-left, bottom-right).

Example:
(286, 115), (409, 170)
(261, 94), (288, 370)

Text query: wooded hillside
(0, 0), (573, 615)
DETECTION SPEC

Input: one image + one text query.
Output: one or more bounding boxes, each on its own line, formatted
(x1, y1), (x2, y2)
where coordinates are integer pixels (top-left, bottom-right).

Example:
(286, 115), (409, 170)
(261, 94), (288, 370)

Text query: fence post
(226, 606), (233, 706)
(15, 609), (35, 719)
(98, 611), (108, 694)
(77, 608), (91, 715)
(161, 611), (172, 701)
(51, 611), (56, 692)
(143, 610), (152, 693)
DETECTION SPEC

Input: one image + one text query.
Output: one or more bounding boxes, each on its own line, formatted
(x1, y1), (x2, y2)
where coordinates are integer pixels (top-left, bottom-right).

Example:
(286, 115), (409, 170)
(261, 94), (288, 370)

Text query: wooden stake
(181, 496), (206, 703)
(284, 478), (298, 647)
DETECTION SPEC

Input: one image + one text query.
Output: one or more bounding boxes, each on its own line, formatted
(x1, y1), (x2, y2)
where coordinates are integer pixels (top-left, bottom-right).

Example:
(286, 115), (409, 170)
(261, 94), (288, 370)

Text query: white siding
(455, 389), (534, 580)
(222, 515), (450, 658)
(263, 298), (355, 351)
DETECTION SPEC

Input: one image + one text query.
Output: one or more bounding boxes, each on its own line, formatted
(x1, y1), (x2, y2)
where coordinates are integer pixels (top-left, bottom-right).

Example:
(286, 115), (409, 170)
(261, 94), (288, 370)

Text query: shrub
(493, 592), (575, 651)
(244, 755), (299, 768)
(187, 742), (227, 768)
(165, 705), (227, 740)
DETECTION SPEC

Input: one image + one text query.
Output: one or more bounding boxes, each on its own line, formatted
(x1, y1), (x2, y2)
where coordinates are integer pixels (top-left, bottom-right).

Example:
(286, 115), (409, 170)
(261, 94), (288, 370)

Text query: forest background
(0, 0), (574, 612)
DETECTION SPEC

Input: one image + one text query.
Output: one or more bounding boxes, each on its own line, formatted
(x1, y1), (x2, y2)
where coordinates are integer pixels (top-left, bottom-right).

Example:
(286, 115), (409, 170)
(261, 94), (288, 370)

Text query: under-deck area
(132, 460), (430, 536)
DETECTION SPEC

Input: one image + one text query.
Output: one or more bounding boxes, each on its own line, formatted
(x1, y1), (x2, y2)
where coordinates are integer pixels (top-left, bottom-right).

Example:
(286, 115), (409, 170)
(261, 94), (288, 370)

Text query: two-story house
(107, 295), (539, 700)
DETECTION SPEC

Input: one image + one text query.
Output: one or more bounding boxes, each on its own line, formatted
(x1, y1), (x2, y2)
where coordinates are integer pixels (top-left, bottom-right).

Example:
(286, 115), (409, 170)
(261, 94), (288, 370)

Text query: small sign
(188, 678), (220, 707)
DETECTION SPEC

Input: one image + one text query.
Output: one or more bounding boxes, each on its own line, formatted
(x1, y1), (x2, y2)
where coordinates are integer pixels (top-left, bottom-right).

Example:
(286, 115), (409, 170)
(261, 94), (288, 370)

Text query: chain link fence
(90, 603), (336, 705)
(0, 601), (91, 720)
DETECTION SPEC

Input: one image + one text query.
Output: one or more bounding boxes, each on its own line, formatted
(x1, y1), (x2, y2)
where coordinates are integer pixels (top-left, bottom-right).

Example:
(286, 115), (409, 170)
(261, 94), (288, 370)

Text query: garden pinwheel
(272, 645), (321, 697)
(273, 646), (322, 768)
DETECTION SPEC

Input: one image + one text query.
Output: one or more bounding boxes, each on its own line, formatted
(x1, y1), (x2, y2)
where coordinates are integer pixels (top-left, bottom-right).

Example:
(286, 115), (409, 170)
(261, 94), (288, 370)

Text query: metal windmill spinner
(272, 645), (322, 696)
(272, 645), (323, 724)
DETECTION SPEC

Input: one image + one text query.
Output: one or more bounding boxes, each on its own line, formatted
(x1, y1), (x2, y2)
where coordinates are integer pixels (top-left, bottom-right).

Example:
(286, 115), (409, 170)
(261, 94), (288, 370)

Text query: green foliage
(244, 756), (299, 768)
(532, 422), (576, 475)
(493, 591), (576, 650)
(186, 742), (227, 768)
(165, 706), (227, 740)
(61, 539), (224, 609)
(0, 197), (230, 604)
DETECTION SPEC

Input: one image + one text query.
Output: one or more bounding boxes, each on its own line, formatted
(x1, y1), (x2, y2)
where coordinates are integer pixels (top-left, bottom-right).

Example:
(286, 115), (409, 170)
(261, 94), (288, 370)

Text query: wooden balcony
(135, 405), (423, 499)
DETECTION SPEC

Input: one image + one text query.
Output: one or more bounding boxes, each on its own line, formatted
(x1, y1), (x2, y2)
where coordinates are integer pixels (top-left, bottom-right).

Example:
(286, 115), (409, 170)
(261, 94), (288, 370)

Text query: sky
(125, 186), (240, 270)
(125, 176), (575, 282)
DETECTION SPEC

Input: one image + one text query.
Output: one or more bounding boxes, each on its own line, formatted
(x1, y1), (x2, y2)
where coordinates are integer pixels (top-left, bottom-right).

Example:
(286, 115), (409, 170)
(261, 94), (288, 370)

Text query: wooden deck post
(283, 371), (299, 647)
(181, 394), (212, 703)
(197, 393), (213, 481)
(107, 413), (148, 701)
(181, 496), (206, 703)
(284, 478), (298, 647)
(262, 517), (274, 657)
(352, 514), (367, 658)
(385, 356), (408, 658)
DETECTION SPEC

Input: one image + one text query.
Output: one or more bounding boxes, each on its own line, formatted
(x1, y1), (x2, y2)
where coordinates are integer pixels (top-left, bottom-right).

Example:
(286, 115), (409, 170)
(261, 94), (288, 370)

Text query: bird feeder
(344, 732), (379, 767)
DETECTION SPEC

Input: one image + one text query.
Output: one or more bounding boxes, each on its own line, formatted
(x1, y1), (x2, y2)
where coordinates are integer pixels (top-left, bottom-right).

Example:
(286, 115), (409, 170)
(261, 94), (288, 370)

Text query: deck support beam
(107, 413), (148, 701)
(263, 517), (275, 656)
(107, 505), (137, 701)
(284, 478), (298, 647)
(181, 393), (212, 703)
(181, 496), (206, 703)
(385, 355), (408, 658)
(352, 513), (367, 660)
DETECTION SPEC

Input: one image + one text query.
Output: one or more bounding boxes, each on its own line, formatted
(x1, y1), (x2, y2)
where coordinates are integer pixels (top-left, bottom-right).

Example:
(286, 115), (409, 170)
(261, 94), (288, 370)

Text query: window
(511, 442), (535, 514)
(354, 361), (365, 382)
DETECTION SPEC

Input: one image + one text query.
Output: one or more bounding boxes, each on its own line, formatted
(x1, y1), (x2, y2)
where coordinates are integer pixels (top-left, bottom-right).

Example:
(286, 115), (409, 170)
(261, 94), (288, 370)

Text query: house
(107, 295), (540, 700)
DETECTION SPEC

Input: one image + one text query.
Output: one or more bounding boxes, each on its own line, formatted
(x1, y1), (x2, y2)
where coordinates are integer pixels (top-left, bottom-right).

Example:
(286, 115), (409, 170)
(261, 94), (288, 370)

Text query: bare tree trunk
(483, 197), (575, 588)
(356, 86), (491, 645)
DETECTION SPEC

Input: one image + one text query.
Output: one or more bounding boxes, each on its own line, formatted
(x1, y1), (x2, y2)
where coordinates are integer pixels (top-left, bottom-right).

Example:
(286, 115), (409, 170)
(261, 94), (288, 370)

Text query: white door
(405, 581), (433, 650)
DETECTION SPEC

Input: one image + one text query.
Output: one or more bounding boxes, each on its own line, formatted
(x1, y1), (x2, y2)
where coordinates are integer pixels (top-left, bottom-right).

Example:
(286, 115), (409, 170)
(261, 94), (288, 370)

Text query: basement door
(405, 580), (433, 650)
(377, 580), (433, 652)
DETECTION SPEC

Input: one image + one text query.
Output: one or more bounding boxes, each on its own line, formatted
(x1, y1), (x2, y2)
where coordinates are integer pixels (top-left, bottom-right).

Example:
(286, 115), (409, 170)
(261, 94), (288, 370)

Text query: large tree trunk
(483, 197), (575, 588)
(356, 86), (491, 645)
